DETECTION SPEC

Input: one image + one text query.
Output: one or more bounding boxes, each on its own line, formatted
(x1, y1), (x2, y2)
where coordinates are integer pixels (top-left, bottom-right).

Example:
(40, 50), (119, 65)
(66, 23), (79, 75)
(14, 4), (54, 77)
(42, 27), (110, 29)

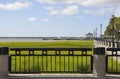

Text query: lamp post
(112, 15), (115, 48)
(94, 30), (95, 39)
(100, 24), (102, 40)
(96, 28), (97, 39)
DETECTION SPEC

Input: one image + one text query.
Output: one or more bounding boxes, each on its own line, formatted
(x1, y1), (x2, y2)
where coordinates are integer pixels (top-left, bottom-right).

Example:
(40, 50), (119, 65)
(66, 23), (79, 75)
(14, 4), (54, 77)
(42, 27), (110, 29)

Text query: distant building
(85, 32), (93, 39)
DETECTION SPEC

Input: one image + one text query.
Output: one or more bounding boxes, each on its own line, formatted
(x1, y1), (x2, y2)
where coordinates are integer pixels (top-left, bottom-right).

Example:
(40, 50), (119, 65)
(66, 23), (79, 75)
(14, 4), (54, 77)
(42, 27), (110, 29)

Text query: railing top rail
(107, 48), (120, 51)
(10, 47), (92, 51)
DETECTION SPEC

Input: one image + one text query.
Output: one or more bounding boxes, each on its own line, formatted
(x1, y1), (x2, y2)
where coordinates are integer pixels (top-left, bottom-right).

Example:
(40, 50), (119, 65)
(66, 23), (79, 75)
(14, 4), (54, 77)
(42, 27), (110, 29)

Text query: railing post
(117, 42), (120, 48)
(0, 47), (9, 76)
(109, 42), (111, 47)
(93, 47), (105, 77)
(106, 41), (108, 46)
(114, 42), (117, 48)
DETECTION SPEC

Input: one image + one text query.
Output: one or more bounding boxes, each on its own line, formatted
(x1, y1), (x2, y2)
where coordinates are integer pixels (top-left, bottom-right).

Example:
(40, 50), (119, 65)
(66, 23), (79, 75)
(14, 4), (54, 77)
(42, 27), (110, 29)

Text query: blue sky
(0, 0), (120, 37)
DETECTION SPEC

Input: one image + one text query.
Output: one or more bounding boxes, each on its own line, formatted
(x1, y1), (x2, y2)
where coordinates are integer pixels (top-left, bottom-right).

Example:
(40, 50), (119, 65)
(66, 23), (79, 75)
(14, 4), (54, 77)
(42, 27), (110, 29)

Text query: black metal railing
(9, 48), (93, 74)
(106, 48), (120, 74)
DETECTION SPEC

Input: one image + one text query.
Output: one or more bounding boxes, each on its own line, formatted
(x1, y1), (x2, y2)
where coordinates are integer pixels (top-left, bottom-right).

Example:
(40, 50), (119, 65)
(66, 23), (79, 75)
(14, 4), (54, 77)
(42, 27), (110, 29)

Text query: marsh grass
(0, 40), (94, 48)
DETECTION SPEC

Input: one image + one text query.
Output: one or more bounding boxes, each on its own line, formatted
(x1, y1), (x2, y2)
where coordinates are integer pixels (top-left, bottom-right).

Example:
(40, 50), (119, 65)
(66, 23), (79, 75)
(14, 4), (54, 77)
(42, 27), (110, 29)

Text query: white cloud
(84, 7), (114, 16)
(77, 16), (83, 19)
(61, 5), (79, 15)
(45, 5), (79, 15)
(44, 6), (54, 10)
(44, 6), (59, 15)
(43, 18), (49, 22)
(0, 2), (32, 11)
(37, 0), (120, 7)
(40, 0), (120, 16)
(28, 17), (37, 21)
(51, 10), (59, 15)
(79, 0), (120, 7)
(28, 17), (49, 22)
(115, 6), (120, 17)
(37, 0), (87, 4)
(37, 0), (66, 4)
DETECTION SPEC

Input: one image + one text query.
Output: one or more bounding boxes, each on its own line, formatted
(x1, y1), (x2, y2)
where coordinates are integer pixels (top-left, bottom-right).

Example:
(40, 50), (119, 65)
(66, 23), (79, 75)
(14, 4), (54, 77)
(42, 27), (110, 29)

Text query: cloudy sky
(0, 0), (120, 37)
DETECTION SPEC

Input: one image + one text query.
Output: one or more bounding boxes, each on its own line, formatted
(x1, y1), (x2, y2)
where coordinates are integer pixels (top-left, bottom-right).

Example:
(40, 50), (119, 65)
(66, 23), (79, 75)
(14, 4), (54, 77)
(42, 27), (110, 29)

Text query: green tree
(104, 16), (120, 41)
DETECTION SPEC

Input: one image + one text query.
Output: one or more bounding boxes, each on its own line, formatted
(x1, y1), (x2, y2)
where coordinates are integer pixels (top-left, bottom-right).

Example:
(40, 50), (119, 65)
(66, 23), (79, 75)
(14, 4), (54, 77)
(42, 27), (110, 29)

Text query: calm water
(0, 37), (59, 42)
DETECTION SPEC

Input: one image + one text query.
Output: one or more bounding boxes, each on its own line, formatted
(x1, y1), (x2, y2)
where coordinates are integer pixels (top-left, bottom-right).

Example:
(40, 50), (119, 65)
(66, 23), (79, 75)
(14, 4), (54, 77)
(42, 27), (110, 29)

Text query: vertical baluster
(55, 51), (57, 72)
(28, 51), (30, 72)
(64, 55), (65, 72)
(68, 51), (69, 72)
(77, 55), (78, 73)
(73, 51), (74, 72)
(46, 51), (48, 72)
(112, 51), (113, 73)
(37, 55), (39, 72)
(14, 52), (16, 73)
(42, 50), (44, 72)
(116, 51), (118, 73)
(51, 55), (52, 72)
(59, 51), (61, 72)
(81, 51), (83, 73)
(32, 51), (34, 73)
(24, 55), (25, 73)
(19, 51), (21, 73)
(86, 51), (87, 73)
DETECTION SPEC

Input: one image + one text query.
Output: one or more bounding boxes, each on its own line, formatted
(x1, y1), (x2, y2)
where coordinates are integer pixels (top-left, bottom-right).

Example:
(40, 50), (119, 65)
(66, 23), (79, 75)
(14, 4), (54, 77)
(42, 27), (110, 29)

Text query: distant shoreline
(0, 37), (84, 42)
(0, 37), (51, 42)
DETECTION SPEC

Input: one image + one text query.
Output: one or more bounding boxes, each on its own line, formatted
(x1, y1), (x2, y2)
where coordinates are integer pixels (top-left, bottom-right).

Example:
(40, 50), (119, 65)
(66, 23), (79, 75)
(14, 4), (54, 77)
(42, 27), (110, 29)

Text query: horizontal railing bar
(10, 71), (92, 74)
(9, 70), (92, 73)
(106, 55), (120, 56)
(10, 55), (93, 56)
(107, 48), (120, 51)
(10, 48), (92, 51)
(106, 72), (120, 74)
